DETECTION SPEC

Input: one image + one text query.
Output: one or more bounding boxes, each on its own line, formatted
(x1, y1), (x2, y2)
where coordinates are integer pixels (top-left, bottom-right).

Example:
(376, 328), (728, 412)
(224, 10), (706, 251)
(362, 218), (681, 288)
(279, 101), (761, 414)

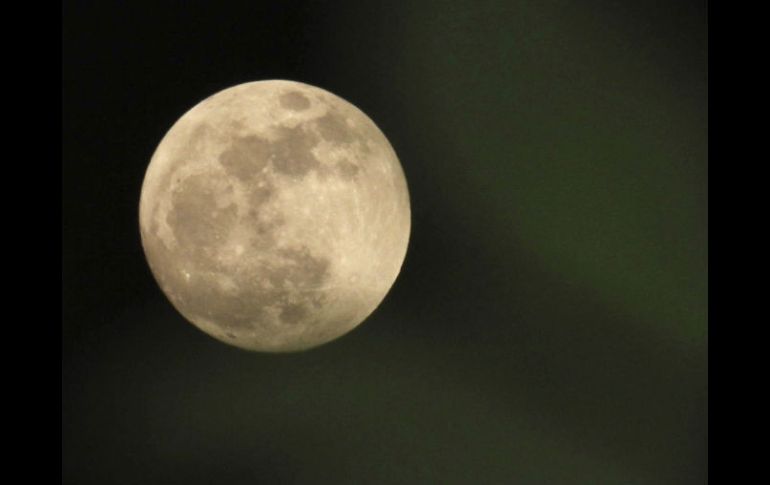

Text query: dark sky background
(63, 1), (707, 484)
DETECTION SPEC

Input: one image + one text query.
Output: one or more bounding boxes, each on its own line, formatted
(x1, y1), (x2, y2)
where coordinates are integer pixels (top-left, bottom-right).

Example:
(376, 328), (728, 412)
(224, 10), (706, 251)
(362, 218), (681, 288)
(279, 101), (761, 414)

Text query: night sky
(63, 1), (707, 484)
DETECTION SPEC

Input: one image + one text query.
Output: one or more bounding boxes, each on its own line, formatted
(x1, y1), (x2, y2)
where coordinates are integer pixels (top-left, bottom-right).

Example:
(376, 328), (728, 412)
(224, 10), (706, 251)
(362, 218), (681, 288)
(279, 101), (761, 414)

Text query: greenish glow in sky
(395, 0), (707, 347)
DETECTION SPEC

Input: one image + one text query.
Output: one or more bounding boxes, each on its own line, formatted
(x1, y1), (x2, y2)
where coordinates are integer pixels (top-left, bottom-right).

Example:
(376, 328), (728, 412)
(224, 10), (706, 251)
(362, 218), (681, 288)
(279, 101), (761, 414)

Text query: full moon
(139, 80), (411, 352)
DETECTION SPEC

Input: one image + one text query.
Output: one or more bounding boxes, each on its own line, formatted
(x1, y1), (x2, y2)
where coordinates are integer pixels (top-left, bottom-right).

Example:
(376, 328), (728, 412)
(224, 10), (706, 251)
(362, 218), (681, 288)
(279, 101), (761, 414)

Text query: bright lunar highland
(139, 80), (411, 352)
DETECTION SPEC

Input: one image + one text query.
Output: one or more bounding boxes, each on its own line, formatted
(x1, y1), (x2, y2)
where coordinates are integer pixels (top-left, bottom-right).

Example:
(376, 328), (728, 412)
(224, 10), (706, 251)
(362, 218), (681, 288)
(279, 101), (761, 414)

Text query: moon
(139, 80), (411, 352)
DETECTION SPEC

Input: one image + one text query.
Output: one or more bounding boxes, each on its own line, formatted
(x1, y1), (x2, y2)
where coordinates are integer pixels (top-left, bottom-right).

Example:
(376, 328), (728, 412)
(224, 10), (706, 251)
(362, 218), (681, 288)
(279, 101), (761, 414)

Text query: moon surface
(139, 80), (411, 352)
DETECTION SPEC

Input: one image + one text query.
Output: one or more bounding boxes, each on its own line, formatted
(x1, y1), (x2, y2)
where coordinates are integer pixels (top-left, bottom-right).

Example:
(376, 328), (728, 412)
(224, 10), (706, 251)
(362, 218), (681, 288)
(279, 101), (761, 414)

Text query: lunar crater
(279, 91), (311, 111)
(270, 246), (331, 291)
(219, 135), (271, 181)
(316, 111), (355, 143)
(166, 173), (238, 252)
(336, 159), (360, 178)
(270, 125), (322, 177)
